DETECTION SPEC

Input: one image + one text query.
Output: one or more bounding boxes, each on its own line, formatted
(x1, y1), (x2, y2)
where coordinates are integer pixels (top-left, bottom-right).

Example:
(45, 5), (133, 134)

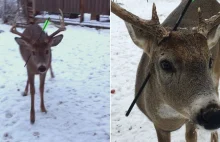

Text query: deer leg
(28, 72), (35, 124)
(211, 131), (218, 142)
(49, 52), (54, 78)
(40, 73), (47, 113)
(185, 122), (197, 142)
(22, 79), (29, 96)
(154, 125), (171, 142)
(50, 64), (55, 78)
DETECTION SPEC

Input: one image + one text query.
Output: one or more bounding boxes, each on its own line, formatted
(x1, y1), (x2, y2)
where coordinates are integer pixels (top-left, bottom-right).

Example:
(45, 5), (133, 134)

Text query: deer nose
(197, 104), (220, 130)
(38, 65), (46, 73)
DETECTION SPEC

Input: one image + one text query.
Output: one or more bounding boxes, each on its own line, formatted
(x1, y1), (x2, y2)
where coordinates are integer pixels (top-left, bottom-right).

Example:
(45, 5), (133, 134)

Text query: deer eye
(45, 50), (49, 54)
(32, 51), (35, 56)
(160, 60), (175, 72)
(209, 58), (214, 69)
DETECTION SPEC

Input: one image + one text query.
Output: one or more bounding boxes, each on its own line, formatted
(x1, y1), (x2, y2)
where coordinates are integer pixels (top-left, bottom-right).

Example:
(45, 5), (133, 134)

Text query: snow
(36, 14), (110, 28)
(111, 0), (220, 142)
(0, 24), (110, 142)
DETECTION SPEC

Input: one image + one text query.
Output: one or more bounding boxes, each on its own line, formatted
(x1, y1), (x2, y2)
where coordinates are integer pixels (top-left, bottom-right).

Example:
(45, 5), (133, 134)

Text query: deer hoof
(41, 107), (47, 113)
(30, 110), (35, 124)
(22, 92), (28, 96)
(30, 119), (35, 124)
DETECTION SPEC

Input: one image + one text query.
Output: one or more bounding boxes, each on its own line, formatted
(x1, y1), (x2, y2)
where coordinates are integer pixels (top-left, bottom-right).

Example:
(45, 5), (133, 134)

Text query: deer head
(112, 2), (220, 130)
(11, 9), (66, 73)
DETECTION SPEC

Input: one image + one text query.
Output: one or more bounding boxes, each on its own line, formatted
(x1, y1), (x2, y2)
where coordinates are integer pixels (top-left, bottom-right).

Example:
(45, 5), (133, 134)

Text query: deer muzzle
(197, 104), (220, 130)
(38, 65), (47, 73)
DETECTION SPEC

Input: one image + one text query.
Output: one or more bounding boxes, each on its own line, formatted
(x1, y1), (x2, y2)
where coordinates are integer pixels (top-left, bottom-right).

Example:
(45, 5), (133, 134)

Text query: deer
(112, 0), (220, 141)
(10, 10), (66, 124)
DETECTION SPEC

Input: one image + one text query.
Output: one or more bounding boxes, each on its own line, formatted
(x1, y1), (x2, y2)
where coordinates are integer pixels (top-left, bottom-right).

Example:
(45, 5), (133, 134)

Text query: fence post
(32, 0), (36, 15)
(80, 0), (84, 22)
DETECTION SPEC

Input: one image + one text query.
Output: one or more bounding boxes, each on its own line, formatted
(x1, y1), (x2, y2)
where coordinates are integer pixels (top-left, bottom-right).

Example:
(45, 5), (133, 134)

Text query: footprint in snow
(33, 132), (40, 138)
(3, 132), (13, 140)
(0, 85), (5, 89)
(5, 112), (13, 118)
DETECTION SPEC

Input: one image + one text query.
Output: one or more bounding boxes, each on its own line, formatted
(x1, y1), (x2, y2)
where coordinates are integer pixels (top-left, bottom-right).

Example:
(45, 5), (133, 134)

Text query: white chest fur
(157, 104), (183, 119)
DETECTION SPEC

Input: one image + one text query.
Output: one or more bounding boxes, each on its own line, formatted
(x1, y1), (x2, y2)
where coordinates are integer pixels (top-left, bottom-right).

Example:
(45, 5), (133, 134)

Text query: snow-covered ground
(111, 0), (220, 142)
(0, 24), (109, 142)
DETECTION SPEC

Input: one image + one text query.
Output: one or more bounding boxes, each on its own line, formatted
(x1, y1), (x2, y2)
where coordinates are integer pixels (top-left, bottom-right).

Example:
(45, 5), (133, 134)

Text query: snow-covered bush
(0, 0), (18, 24)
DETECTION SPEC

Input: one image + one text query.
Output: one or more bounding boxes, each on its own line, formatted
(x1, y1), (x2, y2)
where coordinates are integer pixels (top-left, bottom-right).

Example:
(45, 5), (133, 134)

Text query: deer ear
(125, 22), (154, 56)
(14, 37), (32, 49)
(207, 25), (220, 50)
(50, 35), (63, 47)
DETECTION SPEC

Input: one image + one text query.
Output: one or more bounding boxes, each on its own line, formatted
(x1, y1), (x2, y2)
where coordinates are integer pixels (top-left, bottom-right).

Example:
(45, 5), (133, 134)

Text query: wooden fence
(21, 0), (110, 23)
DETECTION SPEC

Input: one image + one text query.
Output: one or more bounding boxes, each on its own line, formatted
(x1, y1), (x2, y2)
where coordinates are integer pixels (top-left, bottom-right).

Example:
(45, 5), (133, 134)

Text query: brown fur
(122, 0), (220, 141)
(12, 24), (64, 124)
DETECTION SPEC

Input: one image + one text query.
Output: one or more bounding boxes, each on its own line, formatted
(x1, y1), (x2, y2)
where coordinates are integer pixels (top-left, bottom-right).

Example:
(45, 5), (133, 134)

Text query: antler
(10, 11), (31, 42)
(197, 7), (220, 48)
(11, 25), (37, 44)
(11, 25), (27, 39)
(197, 7), (220, 37)
(111, 1), (169, 43)
(48, 9), (66, 39)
